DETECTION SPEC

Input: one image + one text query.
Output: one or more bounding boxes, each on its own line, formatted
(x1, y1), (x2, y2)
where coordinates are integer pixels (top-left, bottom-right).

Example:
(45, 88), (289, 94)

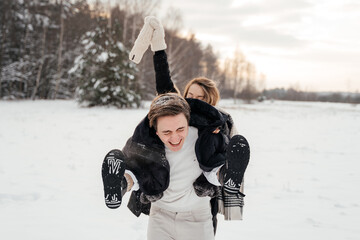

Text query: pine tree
(69, 20), (140, 108)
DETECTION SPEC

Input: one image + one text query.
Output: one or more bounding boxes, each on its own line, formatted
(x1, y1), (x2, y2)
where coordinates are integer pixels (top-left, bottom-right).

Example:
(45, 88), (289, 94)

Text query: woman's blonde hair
(183, 77), (220, 106)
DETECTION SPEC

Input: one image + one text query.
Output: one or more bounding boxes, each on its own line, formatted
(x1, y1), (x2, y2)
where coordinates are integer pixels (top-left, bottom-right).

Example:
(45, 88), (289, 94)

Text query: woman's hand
(212, 128), (220, 134)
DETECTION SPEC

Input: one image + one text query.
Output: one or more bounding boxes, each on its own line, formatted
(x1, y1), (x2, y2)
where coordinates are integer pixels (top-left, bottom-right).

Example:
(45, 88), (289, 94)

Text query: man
(102, 93), (250, 240)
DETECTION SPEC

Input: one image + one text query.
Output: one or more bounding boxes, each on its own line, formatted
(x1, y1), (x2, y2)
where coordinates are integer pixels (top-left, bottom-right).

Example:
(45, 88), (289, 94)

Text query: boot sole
(224, 135), (250, 194)
(102, 150), (126, 209)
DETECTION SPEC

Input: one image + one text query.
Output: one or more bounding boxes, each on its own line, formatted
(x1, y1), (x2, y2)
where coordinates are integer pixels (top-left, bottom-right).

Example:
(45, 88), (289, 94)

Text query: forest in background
(1, 0), (359, 107)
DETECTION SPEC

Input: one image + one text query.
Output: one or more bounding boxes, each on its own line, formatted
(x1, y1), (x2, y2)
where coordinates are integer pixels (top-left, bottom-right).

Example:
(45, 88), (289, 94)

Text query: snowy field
(0, 99), (359, 240)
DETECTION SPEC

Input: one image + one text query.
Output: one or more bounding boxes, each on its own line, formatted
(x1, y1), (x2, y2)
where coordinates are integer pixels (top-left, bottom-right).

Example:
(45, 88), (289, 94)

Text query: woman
(129, 16), (248, 230)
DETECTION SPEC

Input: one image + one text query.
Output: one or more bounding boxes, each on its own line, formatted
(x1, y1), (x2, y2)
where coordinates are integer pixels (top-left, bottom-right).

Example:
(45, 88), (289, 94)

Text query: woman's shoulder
(215, 106), (238, 136)
(215, 106), (231, 116)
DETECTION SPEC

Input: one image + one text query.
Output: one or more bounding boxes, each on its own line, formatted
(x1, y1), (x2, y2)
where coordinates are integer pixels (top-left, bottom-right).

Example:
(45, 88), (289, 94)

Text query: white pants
(147, 205), (215, 240)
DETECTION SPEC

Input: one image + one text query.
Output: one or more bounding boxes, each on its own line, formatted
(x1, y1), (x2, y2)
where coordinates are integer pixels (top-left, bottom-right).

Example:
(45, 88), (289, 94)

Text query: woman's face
(186, 84), (205, 101)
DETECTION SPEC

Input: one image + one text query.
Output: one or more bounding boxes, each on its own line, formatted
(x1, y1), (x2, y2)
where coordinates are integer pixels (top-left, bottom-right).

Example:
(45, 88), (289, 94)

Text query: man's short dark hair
(148, 93), (190, 130)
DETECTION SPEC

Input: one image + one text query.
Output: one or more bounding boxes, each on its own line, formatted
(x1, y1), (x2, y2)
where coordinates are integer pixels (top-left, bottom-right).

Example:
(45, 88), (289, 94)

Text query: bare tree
(54, 0), (65, 99)
(123, 0), (161, 44)
(162, 7), (183, 56)
(107, 0), (112, 31)
(258, 73), (266, 92)
(32, 23), (47, 100)
(241, 62), (257, 103)
(201, 44), (219, 80)
(159, 9), (197, 91)
(231, 49), (246, 103)
(112, 0), (161, 48)
(120, 0), (130, 42)
(166, 33), (204, 91)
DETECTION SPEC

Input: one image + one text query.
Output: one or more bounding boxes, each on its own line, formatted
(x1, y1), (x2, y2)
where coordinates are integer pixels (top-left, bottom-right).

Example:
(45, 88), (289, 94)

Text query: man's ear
(156, 131), (159, 136)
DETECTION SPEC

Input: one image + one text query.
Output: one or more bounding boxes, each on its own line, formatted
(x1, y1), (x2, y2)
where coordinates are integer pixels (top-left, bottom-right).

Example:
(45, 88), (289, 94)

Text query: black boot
(102, 149), (127, 209)
(220, 135), (250, 194)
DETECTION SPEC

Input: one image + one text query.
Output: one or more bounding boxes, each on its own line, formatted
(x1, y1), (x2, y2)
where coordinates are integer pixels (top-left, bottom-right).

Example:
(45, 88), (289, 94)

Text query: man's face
(156, 113), (189, 152)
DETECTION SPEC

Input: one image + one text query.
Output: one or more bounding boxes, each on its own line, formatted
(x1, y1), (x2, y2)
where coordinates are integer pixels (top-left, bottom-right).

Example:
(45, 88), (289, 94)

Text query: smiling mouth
(169, 139), (182, 147)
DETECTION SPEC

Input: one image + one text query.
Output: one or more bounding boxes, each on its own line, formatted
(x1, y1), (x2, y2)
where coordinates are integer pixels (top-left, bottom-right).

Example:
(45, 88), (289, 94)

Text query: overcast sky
(157, 0), (360, 92)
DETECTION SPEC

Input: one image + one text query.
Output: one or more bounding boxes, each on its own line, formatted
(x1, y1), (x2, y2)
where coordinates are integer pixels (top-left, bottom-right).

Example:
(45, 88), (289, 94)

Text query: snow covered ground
(0, 99), (359, 240)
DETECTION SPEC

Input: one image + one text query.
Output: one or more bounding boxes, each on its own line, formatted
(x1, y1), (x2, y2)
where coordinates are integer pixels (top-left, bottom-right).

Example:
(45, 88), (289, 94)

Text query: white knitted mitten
(129, 17), (154, 64)
(148, 17), (167, 51)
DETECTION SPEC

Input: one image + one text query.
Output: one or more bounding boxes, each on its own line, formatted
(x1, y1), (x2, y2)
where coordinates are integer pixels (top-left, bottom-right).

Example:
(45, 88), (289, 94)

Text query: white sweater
(152, 126), (210, 212)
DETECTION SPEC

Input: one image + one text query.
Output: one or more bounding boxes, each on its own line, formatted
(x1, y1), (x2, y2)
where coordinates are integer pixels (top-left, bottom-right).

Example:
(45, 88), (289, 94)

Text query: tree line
(1, 0), (266, 107)
(262, 88), (360, 104)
